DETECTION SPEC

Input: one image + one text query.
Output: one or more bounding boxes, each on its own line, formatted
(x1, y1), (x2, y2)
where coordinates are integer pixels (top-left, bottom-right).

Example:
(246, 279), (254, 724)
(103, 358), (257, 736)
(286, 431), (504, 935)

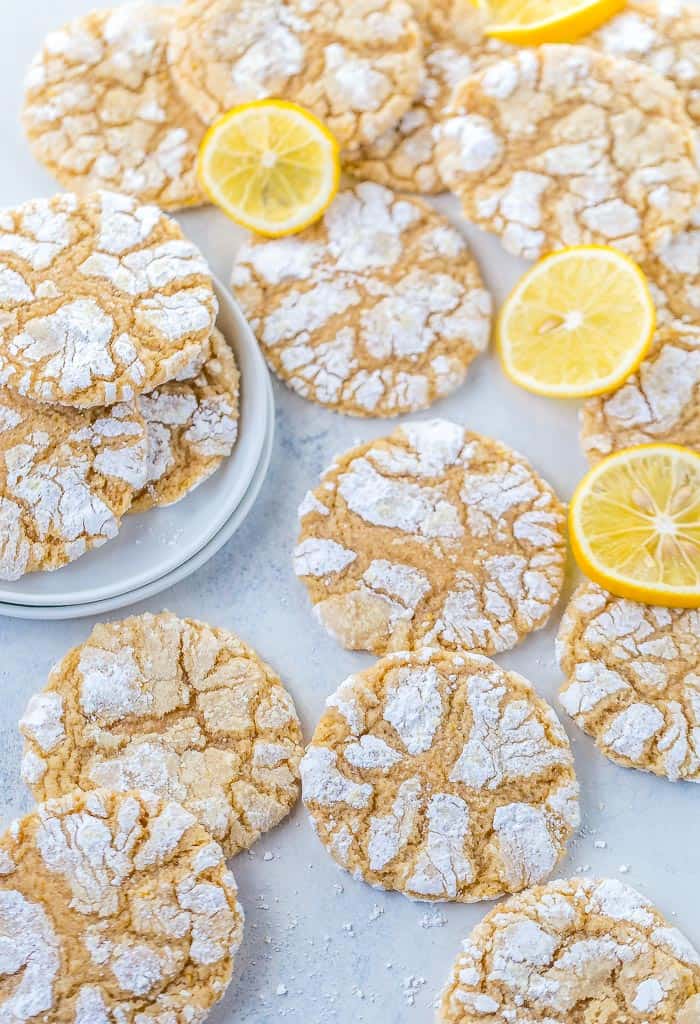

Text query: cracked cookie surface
(0, 788), (244, 1022)
(0, 191), (217, 408)
(22, 4), (207, 210)
(436, 45), (700, 261)
(301, 648), (578, 901)
(20, 612), (304, 857)
(580, 320), (700, 461)
(294, 418), (566, 655)
(0, 392), (147, 581)
(232, 184), (492, 417)
(557, 581), (700, 782)
(347, 0), (508, 193)
(168, 0), (423, 155)
(133, 328), (239, 511)
(438, 876), (700, 1022)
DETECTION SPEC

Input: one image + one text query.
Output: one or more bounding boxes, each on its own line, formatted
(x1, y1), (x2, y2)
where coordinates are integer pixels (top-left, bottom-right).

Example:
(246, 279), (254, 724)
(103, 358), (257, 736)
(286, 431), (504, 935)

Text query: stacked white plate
(0, 281), (274, 620)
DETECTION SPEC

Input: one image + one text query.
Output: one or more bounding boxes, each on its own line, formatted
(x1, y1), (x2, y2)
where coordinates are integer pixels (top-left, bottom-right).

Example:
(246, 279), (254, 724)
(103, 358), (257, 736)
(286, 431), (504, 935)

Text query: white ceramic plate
(0, 377), (274, 620)
(0, 279), (271, 607)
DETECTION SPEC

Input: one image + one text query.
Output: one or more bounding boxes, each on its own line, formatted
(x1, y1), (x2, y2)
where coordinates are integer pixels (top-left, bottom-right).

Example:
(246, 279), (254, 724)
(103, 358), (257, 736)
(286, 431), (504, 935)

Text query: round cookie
(0, 392), (147, 581)
(0, 190), (217, 408)
(301, 648), (579, 901)
(580, 320), (700, 462)
(19, 611), (304, 856)
(0, 788), (244, 1021)
(22, 5), (207, 210)
(641, 219), (700, 325)
(438, 877), (700, 1022)
(557, 581), (700, 782)
(167, 0), (423, 155)
(435, 45), (700, 261)
(348, 0), (508, 193)
(232, 183), (492, 417)
(294, 418), (566, 655)
(133, 328), (240, 511)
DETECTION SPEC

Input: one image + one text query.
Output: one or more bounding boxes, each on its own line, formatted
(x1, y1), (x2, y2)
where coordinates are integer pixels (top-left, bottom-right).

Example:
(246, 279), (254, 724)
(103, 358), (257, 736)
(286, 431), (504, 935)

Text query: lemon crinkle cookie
(0, 191), (217, 408)
(232, 183), (492, 417)
(438, 877), (700, 1022)
(22, 4), (207, 209)
(294, 419), (566, 656)
(580, 319), (700, 461)
(641, 218), (700, 325)
(0, 788), (244, 1021)
(168, 0), (423, 156)
(557, 581), (700, 782)
(133, 327), (240, 511)
(19, 611), (304, 856)
(436, 45), (700, 260)
(348, 0), (508, 193)
(0, 392), (147, 581)
(301, 648), (579, 901)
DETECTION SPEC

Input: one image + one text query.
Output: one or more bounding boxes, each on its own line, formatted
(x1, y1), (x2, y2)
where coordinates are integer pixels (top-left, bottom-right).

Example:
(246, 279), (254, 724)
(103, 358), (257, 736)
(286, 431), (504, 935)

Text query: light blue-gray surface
(1, 2), (698, 1021)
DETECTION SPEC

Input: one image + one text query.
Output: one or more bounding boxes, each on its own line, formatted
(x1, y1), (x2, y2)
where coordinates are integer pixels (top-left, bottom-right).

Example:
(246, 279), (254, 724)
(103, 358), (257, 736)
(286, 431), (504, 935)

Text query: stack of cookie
(0, 190), (239, 582)
(8, 610), (305, 1020)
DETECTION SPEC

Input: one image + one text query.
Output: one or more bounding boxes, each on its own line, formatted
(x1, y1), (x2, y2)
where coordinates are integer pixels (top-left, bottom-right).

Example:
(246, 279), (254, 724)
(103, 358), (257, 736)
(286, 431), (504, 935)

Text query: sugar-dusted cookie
(580, 320), (700, 462)
(348, 0), (508, 193)
(168, 0), (423, 155)
(0, 392), (147, 581)
(439, 877), (700, 1022)
(294, 419), (566, 655)
(133, 328), (239, 511)
(232, 184), (492, 417)
(0, 788), (244, 1021)
(642, 221), (700, 325)
(19, 612), (304, 856)
(0, 191), (217, 408)
(557, 581), (700, 782)
(301, 648), (579, 901)
(22, 5), (207, 210)
(436, 45), (700, 261)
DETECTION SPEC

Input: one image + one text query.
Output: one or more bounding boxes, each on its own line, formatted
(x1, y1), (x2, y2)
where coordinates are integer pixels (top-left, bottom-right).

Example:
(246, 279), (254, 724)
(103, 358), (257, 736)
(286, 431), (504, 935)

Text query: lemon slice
(570, 444), (700, 608)
(482, 0), (626, 43)
(197, 100), (340, 237)
(497, 246), (655, 399)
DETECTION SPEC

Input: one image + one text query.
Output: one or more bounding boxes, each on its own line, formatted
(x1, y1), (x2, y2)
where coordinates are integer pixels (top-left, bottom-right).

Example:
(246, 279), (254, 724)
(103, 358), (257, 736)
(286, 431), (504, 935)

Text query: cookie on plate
(347, 0), (508, 193)
(436, 45), (700, 260)
(0, 788), (243, 1021)
(0, 392), (147, 581)
(133, 327), (239, 511)
(22, 4), (207, 210)
(0, 191), (217, 408)
(20, 612), (304, 855)
(301, 648), (579, 901)
(232, 183), (492, 417)
(168, 0), (423, 155)
(580, 320), (700, 462)
(557, 581), (700, 782)
(294, 419), (566, 655)
(438, 876), (700, 1022)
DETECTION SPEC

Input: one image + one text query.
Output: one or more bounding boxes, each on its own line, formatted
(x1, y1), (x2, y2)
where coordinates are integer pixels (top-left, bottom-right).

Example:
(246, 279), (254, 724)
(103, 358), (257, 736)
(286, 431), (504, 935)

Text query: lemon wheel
(481, 0), (626, 43)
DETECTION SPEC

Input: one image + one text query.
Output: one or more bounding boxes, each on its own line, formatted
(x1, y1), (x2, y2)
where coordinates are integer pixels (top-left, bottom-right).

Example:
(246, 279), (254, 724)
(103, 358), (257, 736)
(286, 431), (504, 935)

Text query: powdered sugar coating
(438, 876), (700, 1022)
(233, 183), (491, 416)
(436, 45), (700, 260)
(0, 789), (243, 1021)
(348, 0), (509, 193)
(557, 581), (700, 782)
(19, 612), (304, 856)
(294, 419), (566, 655)
(22, 5), (207, 209)
(581, 319), (700, 461)
(301, 649), (578, 901)
(168, 0), (423, 154)
(133, 327), (239, 511)
(0, 191), (217, 408)
(0, 390), (147, 580)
